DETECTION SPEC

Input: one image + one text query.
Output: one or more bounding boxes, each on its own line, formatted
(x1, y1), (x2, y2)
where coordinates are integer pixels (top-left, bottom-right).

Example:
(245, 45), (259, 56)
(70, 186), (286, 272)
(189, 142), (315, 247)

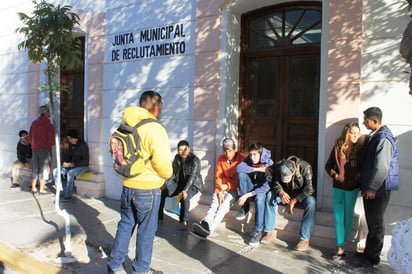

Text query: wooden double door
(239, 3), (321, 184)
(239, 53), (320, 179)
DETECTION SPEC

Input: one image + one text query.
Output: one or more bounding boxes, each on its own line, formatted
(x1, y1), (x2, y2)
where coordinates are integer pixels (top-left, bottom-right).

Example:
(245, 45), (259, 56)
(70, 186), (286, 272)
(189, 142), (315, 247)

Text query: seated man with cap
(189, 137), (244, 240)
(270, 155), (316, 251)
(53, 129), (89, 201)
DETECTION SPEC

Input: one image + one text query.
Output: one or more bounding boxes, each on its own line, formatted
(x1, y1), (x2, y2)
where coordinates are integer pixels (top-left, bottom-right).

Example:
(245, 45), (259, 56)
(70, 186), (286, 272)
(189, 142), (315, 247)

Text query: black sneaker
(352, 256), (378, 268)
(192, 223), (209, 238)
(199, 221), (210, 235)
(249, 230), (262, 246)
(107, 264), (127, 274)
(189, 229), (207, 240)
(236, 205), (250, 220)
(10, 183), (20, 188)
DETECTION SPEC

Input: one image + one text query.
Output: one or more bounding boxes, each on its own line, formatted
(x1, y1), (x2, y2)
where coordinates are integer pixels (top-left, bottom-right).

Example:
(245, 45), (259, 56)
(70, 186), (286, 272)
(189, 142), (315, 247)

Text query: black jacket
(16, 141), (32, 164)
(171, 152), (203, 192)
(271, 156), (315, 202)
(67, 140), (89, 167)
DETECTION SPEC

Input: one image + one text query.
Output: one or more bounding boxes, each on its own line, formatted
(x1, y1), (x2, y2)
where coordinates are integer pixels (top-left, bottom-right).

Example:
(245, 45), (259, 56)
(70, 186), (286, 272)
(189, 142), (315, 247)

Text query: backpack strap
(134, 118), (159, 129)
(132, 118), (160, 163)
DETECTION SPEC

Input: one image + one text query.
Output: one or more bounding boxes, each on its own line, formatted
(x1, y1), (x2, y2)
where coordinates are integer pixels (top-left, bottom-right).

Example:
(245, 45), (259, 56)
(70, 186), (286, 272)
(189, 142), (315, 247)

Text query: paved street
(0, 175), (394, 273)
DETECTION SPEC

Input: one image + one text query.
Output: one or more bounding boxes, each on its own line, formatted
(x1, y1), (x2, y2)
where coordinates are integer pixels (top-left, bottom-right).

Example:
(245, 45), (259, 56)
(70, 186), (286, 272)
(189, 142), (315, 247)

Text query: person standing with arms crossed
(107, 91), (173, 274)
(325, 122), (363, 258)
(354, 107), (399, 268)
(29, 105), (55, 194)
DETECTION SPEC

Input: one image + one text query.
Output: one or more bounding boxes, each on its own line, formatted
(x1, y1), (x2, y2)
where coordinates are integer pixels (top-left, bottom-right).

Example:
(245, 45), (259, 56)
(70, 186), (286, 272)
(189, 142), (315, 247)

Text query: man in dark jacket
(271, 155), (316, 251)
(354, 107), (399, 268)
(11, 130), (32, 188)
(53, 129), (89, 201)
(158, 140), (203, 230)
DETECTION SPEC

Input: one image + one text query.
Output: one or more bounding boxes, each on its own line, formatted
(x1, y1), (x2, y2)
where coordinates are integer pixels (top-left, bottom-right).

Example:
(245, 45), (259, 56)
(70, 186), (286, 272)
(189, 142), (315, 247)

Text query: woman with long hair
(325, 122), (363, 258)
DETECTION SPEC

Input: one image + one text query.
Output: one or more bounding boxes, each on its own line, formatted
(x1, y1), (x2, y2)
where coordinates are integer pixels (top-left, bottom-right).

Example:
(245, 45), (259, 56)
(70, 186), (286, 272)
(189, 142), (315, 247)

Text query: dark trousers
(159, 185), (198, 223)
(363, 190), (391, 264)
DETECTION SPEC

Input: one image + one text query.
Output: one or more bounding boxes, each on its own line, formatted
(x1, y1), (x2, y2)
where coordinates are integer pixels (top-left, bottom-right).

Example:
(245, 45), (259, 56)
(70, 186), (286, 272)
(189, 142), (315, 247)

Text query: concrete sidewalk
(0, 175), (394, 274)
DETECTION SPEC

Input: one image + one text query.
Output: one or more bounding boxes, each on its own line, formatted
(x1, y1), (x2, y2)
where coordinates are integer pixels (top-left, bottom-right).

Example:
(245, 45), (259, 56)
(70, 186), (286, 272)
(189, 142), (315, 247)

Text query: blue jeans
(238, 173), (277, 232)
(53, 166), (88, 197)
(264, 191), (279, 232)
(204, 191), (238, 233)
(299, 195), (316, 240)
(108, 187), (161, 274)
(159, 185), (198, 223)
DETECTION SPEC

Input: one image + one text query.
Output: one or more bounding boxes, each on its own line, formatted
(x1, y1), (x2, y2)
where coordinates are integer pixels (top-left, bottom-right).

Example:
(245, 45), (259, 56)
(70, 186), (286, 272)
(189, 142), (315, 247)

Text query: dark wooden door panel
(239, 3), (321, 186)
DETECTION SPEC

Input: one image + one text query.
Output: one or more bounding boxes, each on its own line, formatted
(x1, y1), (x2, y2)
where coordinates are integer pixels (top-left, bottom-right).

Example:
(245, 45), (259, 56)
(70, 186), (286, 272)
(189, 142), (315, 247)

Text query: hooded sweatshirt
(122, 106), (173, 189)
(236, 147), (273, 195)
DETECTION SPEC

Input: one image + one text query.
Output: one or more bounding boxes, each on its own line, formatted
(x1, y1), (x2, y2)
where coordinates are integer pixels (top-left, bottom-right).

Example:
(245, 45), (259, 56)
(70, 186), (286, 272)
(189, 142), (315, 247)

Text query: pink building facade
(1, 0), (411, 236)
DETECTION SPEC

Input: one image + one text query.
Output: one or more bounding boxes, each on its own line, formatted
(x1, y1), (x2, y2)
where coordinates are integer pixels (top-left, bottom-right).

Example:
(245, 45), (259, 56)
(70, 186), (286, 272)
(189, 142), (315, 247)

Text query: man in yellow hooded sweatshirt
(107, 90), (173, 274)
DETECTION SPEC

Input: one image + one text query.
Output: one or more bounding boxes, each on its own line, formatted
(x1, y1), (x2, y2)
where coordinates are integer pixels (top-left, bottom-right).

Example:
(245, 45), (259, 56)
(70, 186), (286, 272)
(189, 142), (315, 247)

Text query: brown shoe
(179, 221), (188, 231)
(260, 231), (274, 244)
(295, 240), (310, 251)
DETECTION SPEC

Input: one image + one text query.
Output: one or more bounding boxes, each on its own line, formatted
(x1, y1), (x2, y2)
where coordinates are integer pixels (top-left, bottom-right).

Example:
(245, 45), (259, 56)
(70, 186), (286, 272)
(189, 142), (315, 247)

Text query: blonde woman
(325, 122), (363, 258)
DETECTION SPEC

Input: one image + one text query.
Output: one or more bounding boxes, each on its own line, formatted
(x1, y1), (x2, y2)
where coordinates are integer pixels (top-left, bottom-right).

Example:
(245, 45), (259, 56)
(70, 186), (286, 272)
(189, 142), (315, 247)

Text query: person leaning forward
(107, 90), (173, 274)
(158, 140), (204, 231)
(270, 155), (316, 251)
(236, 143), (275, 246)
(352, 107), (399, 268)
(53, 129), (89, 201)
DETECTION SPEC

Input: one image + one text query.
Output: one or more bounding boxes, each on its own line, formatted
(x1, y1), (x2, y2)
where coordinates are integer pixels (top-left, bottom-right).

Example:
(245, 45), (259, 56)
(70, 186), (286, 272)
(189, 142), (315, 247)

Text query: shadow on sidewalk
(60, 197), (129, 273)
(155, 211), (282, 274)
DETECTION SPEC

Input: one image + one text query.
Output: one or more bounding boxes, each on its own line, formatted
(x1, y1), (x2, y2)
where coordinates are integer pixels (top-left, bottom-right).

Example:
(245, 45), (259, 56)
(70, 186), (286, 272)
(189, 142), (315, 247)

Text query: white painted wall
(100, 0), (197, 198)
(0, 1), (33, 175)
(361, 0), (412, 225)
(1, 0), (410, 218)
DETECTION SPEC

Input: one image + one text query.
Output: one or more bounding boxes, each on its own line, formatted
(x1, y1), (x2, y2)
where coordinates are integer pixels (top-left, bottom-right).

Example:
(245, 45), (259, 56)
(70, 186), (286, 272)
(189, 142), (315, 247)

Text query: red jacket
(29, 116), (55, 151)
(214, 152), (245, 193)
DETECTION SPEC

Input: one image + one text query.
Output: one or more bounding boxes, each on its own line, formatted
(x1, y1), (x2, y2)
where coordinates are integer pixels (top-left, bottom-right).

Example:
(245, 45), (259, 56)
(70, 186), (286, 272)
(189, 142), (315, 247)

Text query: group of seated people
(158, 138), (316, 252)
(11, 128), (89, 202)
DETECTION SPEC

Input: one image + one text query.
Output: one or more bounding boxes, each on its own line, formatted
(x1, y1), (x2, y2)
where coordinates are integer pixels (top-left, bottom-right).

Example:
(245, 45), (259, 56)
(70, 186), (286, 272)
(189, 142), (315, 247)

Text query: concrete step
(75, 171), (105, 198)
(190, 198), (361, 251)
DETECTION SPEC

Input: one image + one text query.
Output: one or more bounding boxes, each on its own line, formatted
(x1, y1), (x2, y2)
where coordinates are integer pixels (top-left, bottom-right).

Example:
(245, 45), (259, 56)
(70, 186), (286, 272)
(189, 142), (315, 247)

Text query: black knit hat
(67, 129), (79, 139)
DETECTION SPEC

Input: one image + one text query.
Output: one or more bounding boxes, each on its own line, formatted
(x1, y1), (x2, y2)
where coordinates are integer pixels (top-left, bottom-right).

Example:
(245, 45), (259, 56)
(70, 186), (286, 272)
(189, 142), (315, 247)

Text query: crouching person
(189, 137), (244, 239)
(271, 155), (316, 251)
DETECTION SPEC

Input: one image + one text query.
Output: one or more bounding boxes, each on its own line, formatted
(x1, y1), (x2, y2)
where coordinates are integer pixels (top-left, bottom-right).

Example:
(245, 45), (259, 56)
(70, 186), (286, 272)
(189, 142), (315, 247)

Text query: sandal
(332, 252), (346, 259)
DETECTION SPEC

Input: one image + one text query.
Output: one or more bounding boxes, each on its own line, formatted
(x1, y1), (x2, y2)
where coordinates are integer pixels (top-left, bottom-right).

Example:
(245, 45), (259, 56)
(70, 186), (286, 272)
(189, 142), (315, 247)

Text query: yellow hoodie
(122, 106), (173, 189)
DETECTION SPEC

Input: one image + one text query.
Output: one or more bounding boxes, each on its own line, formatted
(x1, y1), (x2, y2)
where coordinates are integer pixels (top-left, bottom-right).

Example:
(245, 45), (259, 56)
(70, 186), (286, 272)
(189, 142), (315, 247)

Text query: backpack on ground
(109, 118), (157, 177)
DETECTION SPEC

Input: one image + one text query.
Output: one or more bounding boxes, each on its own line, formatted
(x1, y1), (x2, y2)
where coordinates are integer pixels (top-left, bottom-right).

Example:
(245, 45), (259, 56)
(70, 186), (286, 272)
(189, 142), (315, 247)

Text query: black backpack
(109, 118), (157, 177)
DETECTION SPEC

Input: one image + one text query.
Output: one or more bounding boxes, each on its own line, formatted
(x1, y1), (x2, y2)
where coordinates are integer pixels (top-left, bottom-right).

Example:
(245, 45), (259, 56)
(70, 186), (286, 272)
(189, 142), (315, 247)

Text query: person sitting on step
(236, 143), (275, 246)
(189, 137), (244, 240)
(270, 155), (316, 251)
(53, 129), (89, 201)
